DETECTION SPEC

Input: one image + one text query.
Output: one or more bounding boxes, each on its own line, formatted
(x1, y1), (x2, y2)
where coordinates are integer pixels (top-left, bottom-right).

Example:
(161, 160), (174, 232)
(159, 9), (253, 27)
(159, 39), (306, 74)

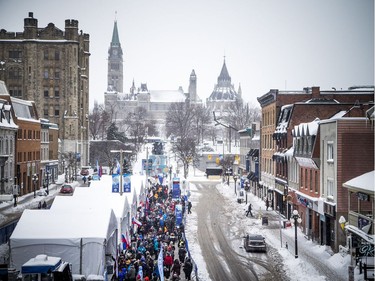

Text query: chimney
(311, 86), (320, 99)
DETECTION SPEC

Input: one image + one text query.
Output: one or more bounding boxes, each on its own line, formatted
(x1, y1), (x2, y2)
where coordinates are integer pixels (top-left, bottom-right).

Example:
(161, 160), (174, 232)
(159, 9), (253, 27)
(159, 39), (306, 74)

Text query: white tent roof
(10, 208), (118, 277)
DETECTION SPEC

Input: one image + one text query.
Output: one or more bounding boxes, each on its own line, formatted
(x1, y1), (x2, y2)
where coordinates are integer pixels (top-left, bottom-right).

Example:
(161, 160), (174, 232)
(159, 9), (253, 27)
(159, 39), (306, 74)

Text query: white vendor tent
(52, 184), (131, 244)
(9, 208), (118, 278)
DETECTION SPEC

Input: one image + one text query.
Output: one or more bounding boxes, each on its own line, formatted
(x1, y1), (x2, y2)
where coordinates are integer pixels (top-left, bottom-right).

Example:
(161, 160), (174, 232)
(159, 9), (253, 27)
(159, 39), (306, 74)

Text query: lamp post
(32, 174), (38, 198)
(110, 149), (132, 195)
(226, 168), (230, 185)
(291, 209), (302, 258)
(233, 174), (238, 195)
(45, 167), (50, 195)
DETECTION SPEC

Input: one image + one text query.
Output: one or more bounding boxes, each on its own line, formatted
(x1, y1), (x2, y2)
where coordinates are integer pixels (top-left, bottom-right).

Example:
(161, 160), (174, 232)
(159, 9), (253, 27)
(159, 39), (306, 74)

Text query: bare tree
(192, 104), (212, 144)
(166, 102), (199, 177)
(89, 101), (112, 140)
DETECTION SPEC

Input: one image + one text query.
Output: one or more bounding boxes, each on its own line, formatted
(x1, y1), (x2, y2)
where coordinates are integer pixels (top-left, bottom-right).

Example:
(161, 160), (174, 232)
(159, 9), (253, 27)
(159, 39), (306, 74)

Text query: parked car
(36, 190), (48, 196)
(244, 234), (267, 252)
(80, 168), (90, 176)
(59, 184), (74, 195)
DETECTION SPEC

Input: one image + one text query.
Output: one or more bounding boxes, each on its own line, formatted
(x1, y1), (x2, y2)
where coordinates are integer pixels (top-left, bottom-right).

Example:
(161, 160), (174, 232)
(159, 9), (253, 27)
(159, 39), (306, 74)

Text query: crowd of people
(116, 179), (194, 281)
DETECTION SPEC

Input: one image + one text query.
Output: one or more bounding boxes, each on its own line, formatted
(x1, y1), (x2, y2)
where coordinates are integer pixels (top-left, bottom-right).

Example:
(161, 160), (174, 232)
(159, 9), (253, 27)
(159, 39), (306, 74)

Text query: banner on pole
(112, 174), (119, 193)
(123, 174), (131, 192)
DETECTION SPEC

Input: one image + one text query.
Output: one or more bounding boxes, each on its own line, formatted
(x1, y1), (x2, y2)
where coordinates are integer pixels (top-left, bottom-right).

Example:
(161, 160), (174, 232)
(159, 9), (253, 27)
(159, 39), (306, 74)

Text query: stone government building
(0, 12), (90, 168)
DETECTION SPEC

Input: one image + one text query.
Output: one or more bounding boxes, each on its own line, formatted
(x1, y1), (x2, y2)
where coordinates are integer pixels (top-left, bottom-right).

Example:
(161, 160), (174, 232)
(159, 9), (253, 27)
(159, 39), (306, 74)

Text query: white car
(36, 190), (48, 196)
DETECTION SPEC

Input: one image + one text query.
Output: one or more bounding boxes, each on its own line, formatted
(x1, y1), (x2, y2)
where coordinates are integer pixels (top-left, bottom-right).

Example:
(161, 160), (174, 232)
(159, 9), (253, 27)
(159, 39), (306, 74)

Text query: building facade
(257, 86), (374, 252)
(0, 82), (18, 195)
(104, 20), (200, 136)
(0, 12), (90, 166)
(206, 58), (242, 112)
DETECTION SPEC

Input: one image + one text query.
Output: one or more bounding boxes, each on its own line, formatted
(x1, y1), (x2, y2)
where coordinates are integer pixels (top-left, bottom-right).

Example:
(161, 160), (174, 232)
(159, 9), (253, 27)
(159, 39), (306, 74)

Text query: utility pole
(110, 149), (132, 195)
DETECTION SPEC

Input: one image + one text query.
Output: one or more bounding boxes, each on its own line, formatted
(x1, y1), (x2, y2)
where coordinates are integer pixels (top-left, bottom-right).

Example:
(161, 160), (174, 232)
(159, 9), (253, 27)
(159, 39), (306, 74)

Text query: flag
(132, 217), (142, 226)
(116, 159), (121, 174)
(96, 160), (99, 174)
(137, 266), (143, 280)
(121, 233), (128, 250)
(158, 247), (164, 281)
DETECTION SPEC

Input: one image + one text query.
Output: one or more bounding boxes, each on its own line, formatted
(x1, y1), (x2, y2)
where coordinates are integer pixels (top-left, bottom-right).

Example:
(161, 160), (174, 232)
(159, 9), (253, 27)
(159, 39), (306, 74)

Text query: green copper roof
(111, 21), (120, 46)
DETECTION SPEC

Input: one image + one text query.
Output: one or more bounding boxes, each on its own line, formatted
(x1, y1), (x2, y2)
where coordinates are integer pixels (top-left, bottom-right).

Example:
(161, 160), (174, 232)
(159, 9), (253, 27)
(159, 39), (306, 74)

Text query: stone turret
(24, 12), (38, 39)
(65, 19), (79, 41)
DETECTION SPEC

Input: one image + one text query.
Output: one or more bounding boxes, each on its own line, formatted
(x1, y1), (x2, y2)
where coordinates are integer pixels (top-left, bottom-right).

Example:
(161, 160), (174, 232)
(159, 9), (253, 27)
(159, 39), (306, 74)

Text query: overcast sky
(0, 0), (373, 109)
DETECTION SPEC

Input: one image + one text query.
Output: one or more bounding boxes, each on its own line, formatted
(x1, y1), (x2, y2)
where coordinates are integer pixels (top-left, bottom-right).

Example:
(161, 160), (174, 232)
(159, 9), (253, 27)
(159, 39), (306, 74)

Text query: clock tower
(107, 20), (123, 92)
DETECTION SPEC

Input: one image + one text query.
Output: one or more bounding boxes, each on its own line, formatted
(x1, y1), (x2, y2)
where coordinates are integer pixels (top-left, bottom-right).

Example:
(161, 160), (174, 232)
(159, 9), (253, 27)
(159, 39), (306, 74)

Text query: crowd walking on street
(116, 178), (194, 281)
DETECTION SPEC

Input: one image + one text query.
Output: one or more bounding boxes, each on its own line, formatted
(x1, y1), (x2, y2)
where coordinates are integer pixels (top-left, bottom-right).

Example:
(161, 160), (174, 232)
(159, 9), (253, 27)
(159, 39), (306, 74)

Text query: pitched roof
(111, 20), (120, 47)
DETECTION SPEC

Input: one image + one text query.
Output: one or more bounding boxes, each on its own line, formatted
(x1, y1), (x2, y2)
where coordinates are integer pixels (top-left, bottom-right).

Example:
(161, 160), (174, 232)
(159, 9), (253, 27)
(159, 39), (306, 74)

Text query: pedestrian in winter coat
(183, 258), (193, 281)
(245, 203), (253, 217)
(164, 252), (173, 270)
(171, 259), (181, 276)
(187, 201), (192, 214)
(178, 246), (187, 263)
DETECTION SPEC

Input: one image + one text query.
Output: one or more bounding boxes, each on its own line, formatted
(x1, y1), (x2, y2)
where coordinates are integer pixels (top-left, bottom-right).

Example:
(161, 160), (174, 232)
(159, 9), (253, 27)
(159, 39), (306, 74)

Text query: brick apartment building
(257, 86), (374, 252)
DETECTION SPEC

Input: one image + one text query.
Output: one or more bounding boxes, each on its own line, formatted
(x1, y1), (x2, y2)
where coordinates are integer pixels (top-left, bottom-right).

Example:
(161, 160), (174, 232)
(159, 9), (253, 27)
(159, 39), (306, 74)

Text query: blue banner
(158, 247), (164, 281)
(175, 204), (183, 227)
(158, 174), (164, 185)
(172, 178), (180, 199)
(112, 174), (119, 193)
(123, 174), (131, 192)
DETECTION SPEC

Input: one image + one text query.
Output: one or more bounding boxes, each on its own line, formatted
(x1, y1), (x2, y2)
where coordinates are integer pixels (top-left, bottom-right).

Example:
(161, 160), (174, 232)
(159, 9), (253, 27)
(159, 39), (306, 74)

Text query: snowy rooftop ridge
(342, 170), (374, 193)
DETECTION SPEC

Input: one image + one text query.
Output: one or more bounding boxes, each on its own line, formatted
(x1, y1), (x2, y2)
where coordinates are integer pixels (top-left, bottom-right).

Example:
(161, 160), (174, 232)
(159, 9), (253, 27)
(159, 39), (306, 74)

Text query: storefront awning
(346, 225), (375, 246)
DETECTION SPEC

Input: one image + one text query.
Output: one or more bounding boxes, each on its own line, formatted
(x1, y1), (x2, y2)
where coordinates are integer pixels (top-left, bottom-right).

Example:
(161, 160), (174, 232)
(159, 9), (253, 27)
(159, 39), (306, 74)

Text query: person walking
(245, 203), (253, 217)
(183, 258), (193, 281)
(187, 201), (192, 214)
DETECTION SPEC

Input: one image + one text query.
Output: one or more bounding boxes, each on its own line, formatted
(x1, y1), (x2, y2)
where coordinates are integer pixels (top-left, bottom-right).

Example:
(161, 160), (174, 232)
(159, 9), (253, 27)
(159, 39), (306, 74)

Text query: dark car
(80, 168), (90, 176)
(59, 184), (74, 195)
(244, 234), (267, 252)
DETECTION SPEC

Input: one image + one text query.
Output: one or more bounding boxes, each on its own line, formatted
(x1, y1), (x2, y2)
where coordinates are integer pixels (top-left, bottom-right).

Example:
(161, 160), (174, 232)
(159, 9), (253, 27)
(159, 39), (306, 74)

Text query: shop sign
(356, 192), (369, 201)
(358, 242), (374, 257)
(297, 194), (313, 208)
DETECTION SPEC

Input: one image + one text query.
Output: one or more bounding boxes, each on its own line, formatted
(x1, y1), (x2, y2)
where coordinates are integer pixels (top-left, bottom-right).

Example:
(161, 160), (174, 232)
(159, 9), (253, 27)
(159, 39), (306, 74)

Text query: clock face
(113, 49), (118, 55)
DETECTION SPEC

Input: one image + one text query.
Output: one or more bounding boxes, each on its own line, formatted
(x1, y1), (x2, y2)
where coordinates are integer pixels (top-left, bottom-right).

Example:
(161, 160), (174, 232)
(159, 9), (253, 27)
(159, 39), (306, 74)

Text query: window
(55, 109), (60, 116)
(9, 50), (22, 60)
(44, 108), (48, 117)
(54, 70), (60, 79)
(8, 67), (22, 79)
(327, 178), (334, 197)
(9, 86), (22, 97)
(327, 142), (334, 163)
(55, 50), (60, 60)
(44, 50), (49, 60)
(44, 88), (49, 98)
(54, 87), (59, 97)
(44, 69), (49, 79)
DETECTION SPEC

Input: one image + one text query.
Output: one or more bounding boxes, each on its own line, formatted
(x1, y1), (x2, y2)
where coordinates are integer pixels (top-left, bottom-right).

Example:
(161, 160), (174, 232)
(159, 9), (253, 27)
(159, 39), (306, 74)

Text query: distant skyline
(0, 0), (373, 109)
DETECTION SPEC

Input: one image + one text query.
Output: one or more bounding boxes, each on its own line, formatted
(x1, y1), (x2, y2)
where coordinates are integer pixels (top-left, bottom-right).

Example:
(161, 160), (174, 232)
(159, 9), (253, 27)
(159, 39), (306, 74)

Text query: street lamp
(245, 181), (249, 204)
(32, 174), (38, 198)
(291, 209), (302, 258)
(45, 168), (50, 195)
(226, 168), (230, 185)
(233, 174), (238, 195)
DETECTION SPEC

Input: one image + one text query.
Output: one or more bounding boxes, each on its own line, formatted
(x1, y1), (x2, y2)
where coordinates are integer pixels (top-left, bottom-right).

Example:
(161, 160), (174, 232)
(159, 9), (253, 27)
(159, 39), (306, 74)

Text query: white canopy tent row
(9, 173), (147, 279)
(84, 173), (147, 246)
(9, 208), (118, 278)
